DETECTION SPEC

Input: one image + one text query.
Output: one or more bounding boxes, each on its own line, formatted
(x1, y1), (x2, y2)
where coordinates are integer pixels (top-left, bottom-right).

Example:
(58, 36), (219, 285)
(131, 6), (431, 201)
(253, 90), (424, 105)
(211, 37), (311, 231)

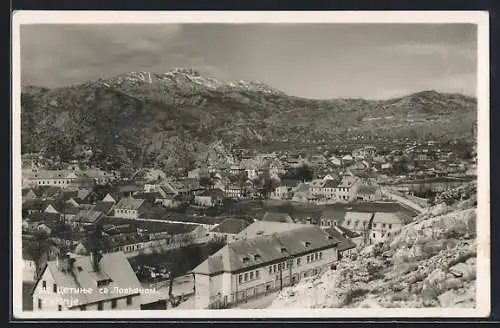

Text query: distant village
(21, 139), (477, 311)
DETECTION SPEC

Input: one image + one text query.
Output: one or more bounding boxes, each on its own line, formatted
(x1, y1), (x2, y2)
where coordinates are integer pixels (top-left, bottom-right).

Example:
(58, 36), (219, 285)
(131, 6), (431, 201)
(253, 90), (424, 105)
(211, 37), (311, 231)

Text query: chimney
(91, 250), (103, 272)
(58, 253), (70, 272)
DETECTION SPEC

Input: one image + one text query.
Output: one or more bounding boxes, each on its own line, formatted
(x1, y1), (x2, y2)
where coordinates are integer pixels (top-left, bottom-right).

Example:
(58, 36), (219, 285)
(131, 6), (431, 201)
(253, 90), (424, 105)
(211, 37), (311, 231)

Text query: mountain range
(20, 67), (477, 173)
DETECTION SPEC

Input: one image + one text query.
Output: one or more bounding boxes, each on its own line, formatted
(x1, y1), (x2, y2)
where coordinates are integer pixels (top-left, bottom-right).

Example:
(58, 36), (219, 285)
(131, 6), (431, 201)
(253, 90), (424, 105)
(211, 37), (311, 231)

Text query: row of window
(36, 179), (71, 185)
(345, 220), (393, 230)
(238, 269), (260, 284)
(266, 251), (324, 275)
(372, 231), (394, 238)
(115, 209), (138, 215)
(307, 252), (322, 264)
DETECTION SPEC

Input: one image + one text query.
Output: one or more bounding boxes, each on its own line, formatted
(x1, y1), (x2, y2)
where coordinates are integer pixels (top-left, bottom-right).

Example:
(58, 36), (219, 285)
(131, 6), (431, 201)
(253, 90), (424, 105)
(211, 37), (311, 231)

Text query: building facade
(191, 224), (341, 309)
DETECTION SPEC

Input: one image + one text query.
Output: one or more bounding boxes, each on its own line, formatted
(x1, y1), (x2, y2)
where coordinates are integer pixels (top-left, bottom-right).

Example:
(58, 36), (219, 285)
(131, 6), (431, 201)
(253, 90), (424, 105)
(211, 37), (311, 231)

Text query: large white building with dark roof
(113, 197), (149, 219)
(190, 222), (342, 309)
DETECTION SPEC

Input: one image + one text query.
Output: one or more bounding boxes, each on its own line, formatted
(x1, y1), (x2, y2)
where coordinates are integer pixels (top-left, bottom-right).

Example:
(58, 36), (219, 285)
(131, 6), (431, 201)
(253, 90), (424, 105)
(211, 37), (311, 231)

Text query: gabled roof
(22, 199), (53, 212)
(24, 212), (60, 222)
(210, 218), (251, 235)
(34, 252), (141, 307)
(93, 201), (115, 215)
(348, 201), (418, 216)
(115, 197), (146, 210)
(75, 210), (104, 224)
(57, 190), (79, 202)
(192, 225), (341, 275)
(323, 178), (341, 188)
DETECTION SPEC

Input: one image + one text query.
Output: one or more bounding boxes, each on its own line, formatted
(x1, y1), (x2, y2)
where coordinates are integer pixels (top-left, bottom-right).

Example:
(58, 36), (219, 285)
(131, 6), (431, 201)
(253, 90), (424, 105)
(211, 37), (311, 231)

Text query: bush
(420, 244), (441, 260)
(447, 250), (476, 268)
(402, 263), (419, 275)
(344, 288), (369, 305)
(420, 283), (441, 302)
(367, 262), (384, 281)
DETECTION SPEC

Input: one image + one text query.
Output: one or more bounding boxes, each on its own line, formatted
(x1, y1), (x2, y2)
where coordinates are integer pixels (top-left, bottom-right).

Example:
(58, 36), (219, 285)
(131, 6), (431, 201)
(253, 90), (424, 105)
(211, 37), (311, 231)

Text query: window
(319, 252), (323, 260)
(42, 280), (46, 289)
(297, 258), (301, 266)
(37, 299), (42, 309)
(53, 283), (57, 293)
(382, 223), (386, 228)
(126, 296), (133, 305)
(97, 301), (103, 310)
(256, 270), (260, 279)
(244, 273), (248, 281)
(306, 255), (310, 263)
(372, 233), (376, 238)
(389, 224), (392, 229)
(372, 223), (377, 228)
(58, 305), (62, 311)
(273, 264), (277, 272)
(111, 299), (117, 309)
(80, 305), (86, 311)
(249, 271), (254, 280)
(346, 221), (351, 226)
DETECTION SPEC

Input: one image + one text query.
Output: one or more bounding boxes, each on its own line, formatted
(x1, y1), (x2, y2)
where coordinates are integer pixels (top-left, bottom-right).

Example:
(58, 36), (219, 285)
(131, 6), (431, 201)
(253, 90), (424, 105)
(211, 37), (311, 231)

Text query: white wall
(114, 209), (139, 219)
(194, 274), (210, 309)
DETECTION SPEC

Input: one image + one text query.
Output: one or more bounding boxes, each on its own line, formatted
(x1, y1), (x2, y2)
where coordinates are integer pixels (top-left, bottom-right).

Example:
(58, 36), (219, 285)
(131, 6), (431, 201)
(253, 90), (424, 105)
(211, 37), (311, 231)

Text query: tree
(24, 231), (52, 279)
(296, 164), (314, 182)
(199, 177), (214, 189)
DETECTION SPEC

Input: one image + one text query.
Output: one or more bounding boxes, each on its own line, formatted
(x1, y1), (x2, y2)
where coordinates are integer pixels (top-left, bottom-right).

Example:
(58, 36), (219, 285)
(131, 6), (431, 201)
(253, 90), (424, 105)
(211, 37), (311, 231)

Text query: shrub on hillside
(344, 288), (369, 306)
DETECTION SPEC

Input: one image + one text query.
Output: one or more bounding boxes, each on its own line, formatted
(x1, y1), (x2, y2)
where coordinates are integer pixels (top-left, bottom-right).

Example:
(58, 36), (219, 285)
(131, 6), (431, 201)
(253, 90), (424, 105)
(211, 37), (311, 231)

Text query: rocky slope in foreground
(270, 184), (478, 308)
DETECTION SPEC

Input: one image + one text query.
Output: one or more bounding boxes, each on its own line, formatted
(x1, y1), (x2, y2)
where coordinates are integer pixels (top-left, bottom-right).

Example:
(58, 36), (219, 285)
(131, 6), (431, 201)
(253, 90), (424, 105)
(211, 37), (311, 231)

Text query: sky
(20, 23), (477, 100)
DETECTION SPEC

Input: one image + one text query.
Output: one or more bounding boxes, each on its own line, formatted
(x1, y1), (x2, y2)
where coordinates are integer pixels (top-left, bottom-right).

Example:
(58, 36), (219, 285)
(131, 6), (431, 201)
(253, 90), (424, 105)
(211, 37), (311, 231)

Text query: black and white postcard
(11, 11), (490, 319)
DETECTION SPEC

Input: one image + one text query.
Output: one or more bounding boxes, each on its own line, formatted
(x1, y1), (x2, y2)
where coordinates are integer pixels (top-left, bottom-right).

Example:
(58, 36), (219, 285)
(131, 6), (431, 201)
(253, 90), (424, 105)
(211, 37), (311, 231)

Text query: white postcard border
(11, 10), (490, 319)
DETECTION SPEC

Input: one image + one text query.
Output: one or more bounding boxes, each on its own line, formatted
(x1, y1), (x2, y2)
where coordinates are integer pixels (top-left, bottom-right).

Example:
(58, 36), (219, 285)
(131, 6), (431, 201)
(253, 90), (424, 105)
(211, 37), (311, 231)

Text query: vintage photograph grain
(12, 11), (490, 318)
